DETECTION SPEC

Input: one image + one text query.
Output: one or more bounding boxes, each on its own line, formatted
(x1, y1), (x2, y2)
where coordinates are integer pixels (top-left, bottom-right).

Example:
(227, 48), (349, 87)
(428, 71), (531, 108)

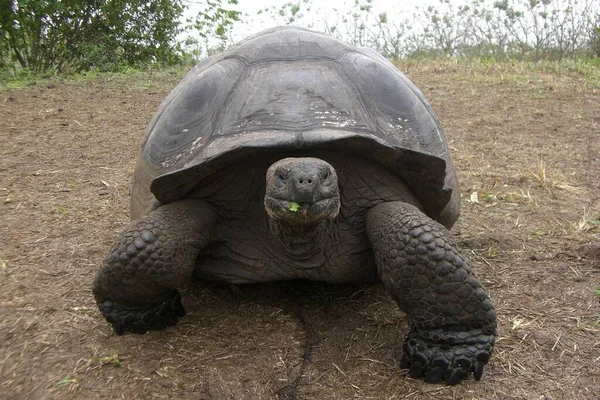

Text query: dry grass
(572, 209), (600, 234)
(397, 57), (600, 89)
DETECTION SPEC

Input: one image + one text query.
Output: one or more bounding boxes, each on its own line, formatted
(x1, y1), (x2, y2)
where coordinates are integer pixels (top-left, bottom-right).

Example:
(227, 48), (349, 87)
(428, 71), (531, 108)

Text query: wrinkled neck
(268, 218), (333, 261)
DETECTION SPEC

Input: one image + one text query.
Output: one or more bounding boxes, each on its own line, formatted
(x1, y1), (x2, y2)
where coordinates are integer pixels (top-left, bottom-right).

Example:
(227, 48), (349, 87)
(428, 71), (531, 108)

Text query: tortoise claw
(401, 330), (494, 385)
(473, 361), (484, 381)
(98, 291), (186, 334)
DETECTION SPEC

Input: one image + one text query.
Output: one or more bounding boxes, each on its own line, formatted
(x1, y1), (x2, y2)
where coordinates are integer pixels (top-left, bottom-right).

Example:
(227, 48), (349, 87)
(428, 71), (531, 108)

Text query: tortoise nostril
(299, 179), (304, 184)
(308, 179), (312, 184)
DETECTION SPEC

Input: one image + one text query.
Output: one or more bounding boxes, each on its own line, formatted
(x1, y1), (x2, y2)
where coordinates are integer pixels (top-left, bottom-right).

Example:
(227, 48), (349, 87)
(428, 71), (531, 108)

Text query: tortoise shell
(131, 26), (460, 226)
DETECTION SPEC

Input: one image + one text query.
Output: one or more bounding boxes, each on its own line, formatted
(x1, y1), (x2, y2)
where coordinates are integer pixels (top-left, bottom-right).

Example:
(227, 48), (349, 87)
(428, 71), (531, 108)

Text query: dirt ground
(1, 59), (599, 400)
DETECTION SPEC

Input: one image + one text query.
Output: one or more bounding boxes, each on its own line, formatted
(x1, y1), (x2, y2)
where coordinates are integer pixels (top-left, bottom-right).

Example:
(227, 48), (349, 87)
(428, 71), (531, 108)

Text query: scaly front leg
(93, 200), (217, 334)
(366, 202), (496, 385)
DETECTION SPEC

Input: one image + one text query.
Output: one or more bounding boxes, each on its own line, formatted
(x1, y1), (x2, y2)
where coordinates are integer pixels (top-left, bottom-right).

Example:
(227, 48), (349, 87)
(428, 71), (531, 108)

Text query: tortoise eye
(278, 170), (288, 181)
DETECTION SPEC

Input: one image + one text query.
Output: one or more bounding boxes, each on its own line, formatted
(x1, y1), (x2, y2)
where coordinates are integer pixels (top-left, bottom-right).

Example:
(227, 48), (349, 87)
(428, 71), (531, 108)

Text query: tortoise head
(264, 158), (340, 225)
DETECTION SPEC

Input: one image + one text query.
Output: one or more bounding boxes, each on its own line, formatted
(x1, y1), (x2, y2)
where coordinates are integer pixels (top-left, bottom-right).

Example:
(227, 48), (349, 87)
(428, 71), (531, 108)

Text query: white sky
(236, 0), (425, 36)
(185, 0), (440, 42)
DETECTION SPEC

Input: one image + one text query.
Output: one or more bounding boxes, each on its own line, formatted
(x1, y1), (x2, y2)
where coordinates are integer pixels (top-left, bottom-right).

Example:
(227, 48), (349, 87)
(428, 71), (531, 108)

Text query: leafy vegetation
(265, 0), (600, 60)
(0, 0), (240, 74)
(0, 1), (185, 72)
(181, 0), (241, 58)
(0, 0), (598, 78)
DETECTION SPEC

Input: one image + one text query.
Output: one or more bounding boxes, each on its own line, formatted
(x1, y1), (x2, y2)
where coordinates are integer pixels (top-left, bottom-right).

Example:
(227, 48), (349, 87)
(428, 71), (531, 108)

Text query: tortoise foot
(97, 291), (186, 335)
(400, 330), (494, 385)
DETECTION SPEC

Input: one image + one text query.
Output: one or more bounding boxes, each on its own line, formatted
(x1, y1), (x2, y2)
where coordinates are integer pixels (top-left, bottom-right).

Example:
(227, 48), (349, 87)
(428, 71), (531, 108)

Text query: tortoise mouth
(264, 195), (340, 224)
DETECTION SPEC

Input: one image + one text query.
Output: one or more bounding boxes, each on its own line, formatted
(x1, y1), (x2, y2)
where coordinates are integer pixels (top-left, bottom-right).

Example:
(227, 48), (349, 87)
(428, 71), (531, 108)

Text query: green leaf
(288, 202), (301, 212)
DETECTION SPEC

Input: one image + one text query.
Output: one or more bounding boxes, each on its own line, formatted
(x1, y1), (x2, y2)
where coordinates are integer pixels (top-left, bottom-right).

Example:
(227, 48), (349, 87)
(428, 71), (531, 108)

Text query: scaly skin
(93, 200), (217, 334)
(366, 202), (496, 385)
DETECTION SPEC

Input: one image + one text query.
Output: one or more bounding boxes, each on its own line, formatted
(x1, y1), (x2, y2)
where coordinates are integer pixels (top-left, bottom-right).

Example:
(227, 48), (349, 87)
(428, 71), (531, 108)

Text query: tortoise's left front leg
(366, 202), (496, 385)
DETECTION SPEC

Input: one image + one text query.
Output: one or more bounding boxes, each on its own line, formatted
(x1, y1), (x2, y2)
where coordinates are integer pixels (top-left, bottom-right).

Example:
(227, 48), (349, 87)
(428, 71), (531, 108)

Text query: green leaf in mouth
(288, 201), (301, 212)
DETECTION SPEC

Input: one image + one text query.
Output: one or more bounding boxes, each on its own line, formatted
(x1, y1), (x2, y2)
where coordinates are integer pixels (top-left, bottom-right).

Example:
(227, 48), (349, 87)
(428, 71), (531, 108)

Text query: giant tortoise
(93, 26), (496, 385)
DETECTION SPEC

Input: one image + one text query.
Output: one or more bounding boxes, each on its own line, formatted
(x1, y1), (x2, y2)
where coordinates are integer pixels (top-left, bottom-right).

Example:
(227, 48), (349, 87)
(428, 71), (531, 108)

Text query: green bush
(0, 0), (187, 73)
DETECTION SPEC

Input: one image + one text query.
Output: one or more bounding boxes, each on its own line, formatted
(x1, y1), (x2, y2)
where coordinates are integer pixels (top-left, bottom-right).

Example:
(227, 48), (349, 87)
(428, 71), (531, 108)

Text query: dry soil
(1, 60), (599, 399)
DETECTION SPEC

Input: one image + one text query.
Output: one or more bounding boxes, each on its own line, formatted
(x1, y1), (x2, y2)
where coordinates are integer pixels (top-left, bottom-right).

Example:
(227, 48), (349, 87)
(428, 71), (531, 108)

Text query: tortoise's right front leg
(93, 200), (217, 335)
